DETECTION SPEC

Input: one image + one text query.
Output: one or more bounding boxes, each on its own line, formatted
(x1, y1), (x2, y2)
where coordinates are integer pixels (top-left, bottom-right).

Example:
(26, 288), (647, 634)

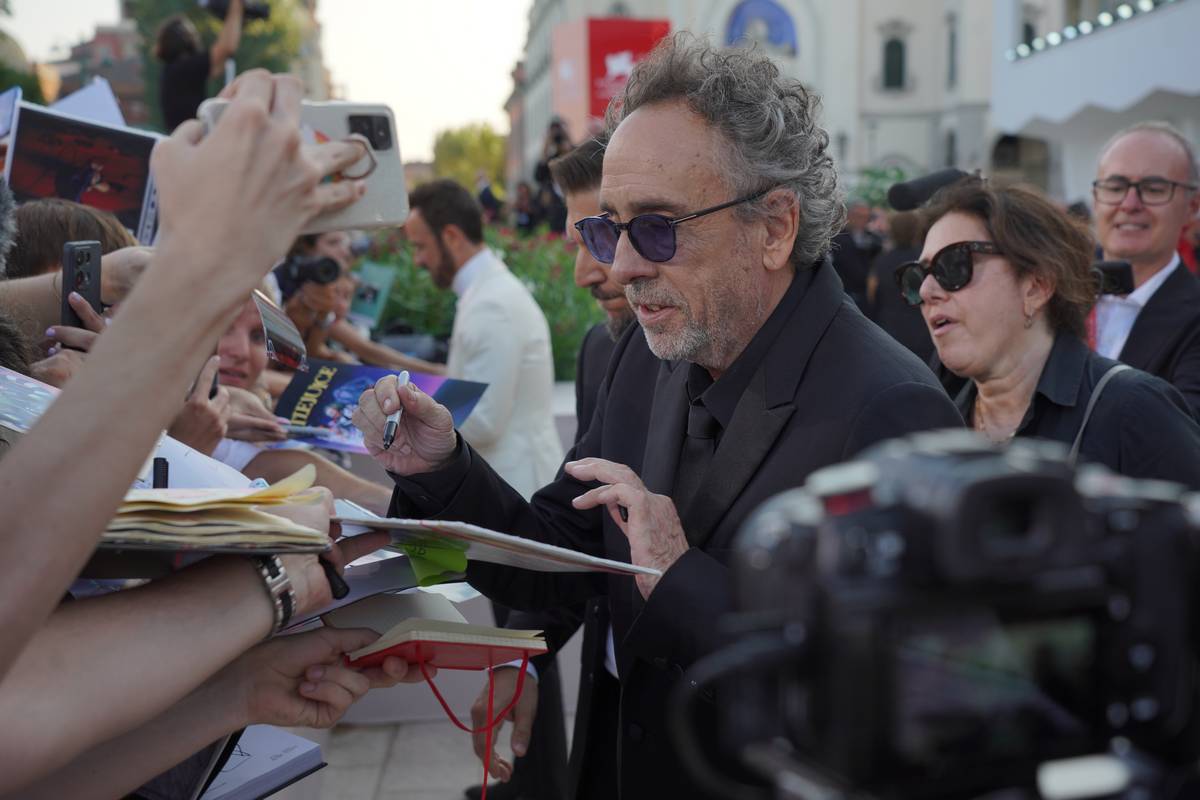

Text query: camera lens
(74, 271), (86, 289)
(373, 117), (392, 150)
(76, 252), (85, 265)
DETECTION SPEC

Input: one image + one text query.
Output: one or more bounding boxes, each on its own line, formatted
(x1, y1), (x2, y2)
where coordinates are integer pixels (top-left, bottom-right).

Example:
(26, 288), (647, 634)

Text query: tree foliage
(852, 165), (908, 209)
(432, 123), (506, 191)
(127, 0), (304, 131)
(0, 62), (42, 103)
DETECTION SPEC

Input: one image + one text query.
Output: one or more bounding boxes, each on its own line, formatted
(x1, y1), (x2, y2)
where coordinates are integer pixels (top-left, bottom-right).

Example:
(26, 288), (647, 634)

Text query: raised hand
(566, 457), (689, 598)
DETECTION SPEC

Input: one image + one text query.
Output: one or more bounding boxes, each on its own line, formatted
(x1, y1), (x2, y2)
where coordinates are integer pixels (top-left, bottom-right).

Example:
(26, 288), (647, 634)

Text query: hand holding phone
(61, 241), (103, 329)
(197, 98), (407, 235)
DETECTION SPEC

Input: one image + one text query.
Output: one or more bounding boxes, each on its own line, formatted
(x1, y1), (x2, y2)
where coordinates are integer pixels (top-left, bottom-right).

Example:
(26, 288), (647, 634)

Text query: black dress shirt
(956, 332), (1200, 489)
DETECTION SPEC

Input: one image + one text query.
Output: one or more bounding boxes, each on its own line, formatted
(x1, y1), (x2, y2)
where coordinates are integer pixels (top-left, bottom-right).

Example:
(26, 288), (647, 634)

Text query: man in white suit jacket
(405, 179), (563, 499)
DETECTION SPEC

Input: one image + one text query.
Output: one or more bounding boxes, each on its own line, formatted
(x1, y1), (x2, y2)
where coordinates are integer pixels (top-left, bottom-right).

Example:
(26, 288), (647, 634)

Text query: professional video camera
(199, 0), (270, 22)
(273, 254), (341, 300)
(673, 431), (1200, 800)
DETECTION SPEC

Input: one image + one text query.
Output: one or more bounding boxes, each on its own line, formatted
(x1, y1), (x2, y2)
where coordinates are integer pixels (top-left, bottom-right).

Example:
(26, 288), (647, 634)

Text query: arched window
(883, 38), (906, 90)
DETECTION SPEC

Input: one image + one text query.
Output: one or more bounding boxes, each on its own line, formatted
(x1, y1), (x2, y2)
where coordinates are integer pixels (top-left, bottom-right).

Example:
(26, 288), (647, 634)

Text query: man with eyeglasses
(354, 34), (961, 799)
(1092, 121), (1200, 416)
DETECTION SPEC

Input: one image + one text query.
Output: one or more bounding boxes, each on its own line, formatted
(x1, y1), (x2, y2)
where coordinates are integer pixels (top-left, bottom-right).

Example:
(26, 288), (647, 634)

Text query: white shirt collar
(451, 248), (496, 298)
(1123, 253), (1181, 309)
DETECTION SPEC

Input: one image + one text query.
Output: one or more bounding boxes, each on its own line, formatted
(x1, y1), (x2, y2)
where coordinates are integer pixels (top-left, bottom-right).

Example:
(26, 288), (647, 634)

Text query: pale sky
(4, 0), (533, 162)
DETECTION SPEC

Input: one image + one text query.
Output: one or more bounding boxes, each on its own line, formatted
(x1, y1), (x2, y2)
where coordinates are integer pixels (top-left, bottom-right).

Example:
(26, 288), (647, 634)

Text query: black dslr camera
(273, 254), (341, 300)
(674, 432), (1200, 800)
(200, 0), (270, 22)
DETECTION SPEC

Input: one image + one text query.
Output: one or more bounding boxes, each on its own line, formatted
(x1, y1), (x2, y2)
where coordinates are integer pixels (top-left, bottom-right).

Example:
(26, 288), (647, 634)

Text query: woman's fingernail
(300, 681), (317, 693)
(307, 665), (325, 680)
(69, 291), (82, 301)
(45, 328), (56, 338)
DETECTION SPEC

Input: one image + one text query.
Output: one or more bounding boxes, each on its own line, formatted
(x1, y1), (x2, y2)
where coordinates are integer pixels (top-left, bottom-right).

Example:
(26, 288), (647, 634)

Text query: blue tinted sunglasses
(574, 187), (773, 264)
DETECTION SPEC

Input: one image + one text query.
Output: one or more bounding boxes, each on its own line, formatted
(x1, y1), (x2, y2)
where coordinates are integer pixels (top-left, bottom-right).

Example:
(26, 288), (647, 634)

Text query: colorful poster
(274, 360), (486, 454)
(0, 365), (57, 435)
(8, 103), (159, 236)
(349, 261), (396, 330)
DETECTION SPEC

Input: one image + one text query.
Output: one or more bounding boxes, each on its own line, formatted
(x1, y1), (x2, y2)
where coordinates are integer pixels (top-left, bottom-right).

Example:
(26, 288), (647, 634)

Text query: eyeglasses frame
(1091, 176), (1199, 207)
(573, 186), (776, 264)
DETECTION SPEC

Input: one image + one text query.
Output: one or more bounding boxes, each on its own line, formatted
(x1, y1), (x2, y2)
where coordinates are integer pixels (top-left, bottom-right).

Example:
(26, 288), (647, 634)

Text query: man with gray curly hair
(356, 33), (961, 799)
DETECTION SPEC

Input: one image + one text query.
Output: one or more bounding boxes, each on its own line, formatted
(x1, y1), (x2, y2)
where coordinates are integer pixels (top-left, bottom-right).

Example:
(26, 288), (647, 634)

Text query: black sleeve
(505, 604), (587, 667)
(385, 332), (640, 614)
(1163, 327), (1200, 422)
(842, 379), (966, 459)
(1116, 373), (1200, 490)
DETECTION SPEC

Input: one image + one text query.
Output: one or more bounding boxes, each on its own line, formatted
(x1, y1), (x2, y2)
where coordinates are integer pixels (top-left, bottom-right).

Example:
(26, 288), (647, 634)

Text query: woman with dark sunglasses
(904, 177), (1200, 488)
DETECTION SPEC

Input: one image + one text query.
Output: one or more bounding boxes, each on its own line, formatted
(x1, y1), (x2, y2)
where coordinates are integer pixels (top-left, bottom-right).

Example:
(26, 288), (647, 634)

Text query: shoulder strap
(1069, 364), (1133, 464)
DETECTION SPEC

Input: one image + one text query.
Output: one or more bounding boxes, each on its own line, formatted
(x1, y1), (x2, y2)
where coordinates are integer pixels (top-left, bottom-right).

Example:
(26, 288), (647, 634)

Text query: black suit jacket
(1118, 264), (1200, 419)
(388, 260), (963, 799)
(507, 321), (617, 797)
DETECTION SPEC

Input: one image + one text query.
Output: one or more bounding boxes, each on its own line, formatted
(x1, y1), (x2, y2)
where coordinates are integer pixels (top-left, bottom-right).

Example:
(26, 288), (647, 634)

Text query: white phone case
(197, 98), (408, 234)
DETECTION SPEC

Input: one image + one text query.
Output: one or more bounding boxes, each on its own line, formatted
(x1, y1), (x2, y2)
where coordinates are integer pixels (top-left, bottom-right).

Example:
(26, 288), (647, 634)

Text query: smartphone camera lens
(348, 114), (392, 151)
(75, 252), (86, 265)
(75, 271), (88, 289)
(372, 117), (392, 151)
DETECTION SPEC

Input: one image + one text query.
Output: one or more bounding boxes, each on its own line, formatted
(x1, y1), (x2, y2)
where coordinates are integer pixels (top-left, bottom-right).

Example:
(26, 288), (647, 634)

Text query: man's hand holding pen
(352, 373), (457, 476)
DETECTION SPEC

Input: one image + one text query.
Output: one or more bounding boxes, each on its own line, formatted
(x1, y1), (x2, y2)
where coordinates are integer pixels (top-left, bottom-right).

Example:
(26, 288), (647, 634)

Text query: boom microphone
(887, 168), (969, 211)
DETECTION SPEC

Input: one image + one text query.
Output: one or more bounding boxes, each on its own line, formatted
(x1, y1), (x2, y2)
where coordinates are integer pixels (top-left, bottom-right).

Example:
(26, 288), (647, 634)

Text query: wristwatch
(252, 555), (296, 635)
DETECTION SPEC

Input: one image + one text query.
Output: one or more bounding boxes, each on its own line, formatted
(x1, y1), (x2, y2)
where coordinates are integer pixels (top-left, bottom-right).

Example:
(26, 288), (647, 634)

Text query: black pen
(319, 556), (350, 599)
(320, 557), (349, 599)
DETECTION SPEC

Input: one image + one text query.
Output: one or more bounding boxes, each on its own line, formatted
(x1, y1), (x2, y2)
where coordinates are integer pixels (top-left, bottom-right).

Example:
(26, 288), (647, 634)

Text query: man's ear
(439, 223), (466, 252)
(761, 189), (800, 272)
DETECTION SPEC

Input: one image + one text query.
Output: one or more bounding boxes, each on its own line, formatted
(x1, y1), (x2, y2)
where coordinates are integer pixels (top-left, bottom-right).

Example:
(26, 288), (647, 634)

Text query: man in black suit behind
(353, 33), (962, 799)
(462, 137), (635, 800)
(1093, 122), (1200, 418)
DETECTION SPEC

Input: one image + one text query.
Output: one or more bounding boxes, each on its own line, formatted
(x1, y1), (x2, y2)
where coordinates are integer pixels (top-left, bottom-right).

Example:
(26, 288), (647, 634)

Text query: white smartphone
(197, 98), (408, 234)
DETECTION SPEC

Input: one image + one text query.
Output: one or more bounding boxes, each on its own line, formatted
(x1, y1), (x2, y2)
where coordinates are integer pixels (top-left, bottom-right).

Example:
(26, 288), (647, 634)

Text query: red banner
(588, 18), (671, 119)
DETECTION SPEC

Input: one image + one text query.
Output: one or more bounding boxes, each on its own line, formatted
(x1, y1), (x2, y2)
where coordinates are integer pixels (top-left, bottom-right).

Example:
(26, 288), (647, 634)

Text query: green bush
(365, 226), (603, 381)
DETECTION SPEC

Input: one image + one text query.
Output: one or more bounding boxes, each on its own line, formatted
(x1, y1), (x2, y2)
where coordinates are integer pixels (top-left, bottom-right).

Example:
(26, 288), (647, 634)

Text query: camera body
(274, 254), (341, 300)
(199, 0), (270, 22)
(722, 432), (1200, 799)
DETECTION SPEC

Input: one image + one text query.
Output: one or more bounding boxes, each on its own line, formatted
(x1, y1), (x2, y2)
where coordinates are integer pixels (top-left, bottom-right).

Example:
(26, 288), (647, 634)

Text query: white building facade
(508, 0), (1200, 203)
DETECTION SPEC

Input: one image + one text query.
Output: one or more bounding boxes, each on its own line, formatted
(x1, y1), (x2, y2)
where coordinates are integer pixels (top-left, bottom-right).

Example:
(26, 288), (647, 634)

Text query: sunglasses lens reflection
(899, 264), (925, 306)
(581, 219), (618, 264)
(937, 247), (973, 291)
(629, 215), (676, 262)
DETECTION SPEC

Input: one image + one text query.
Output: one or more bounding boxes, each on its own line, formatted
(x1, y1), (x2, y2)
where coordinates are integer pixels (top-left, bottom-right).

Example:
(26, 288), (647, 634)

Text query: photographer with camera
(278, 231), (445, 377)
(154, 0), (246, 132)
(905, 177), (1200, 486)
(532, 120), (572, 236)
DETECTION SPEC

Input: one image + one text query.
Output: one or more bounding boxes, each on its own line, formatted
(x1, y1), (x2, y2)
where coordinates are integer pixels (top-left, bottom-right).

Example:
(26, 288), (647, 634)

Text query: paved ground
(277, 716), (574, 800)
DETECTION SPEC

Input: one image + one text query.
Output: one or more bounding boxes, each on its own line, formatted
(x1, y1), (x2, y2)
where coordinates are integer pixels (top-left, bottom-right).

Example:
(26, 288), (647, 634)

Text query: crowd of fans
(0, 10), (1199, 800)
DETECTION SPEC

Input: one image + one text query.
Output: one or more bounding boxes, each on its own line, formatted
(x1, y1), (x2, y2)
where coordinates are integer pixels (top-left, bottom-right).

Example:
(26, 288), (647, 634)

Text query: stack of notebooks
(99, 466), (330, 557)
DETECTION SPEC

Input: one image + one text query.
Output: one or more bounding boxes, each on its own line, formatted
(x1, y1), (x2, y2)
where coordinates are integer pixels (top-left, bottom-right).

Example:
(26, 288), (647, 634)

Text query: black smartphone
(61, 240), (103, 328)
(1094, 260), (1134, 296)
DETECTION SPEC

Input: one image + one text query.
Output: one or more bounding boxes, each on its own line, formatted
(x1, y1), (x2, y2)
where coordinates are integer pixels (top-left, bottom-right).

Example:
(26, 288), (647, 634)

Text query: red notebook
(323, 591), (547, 670)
